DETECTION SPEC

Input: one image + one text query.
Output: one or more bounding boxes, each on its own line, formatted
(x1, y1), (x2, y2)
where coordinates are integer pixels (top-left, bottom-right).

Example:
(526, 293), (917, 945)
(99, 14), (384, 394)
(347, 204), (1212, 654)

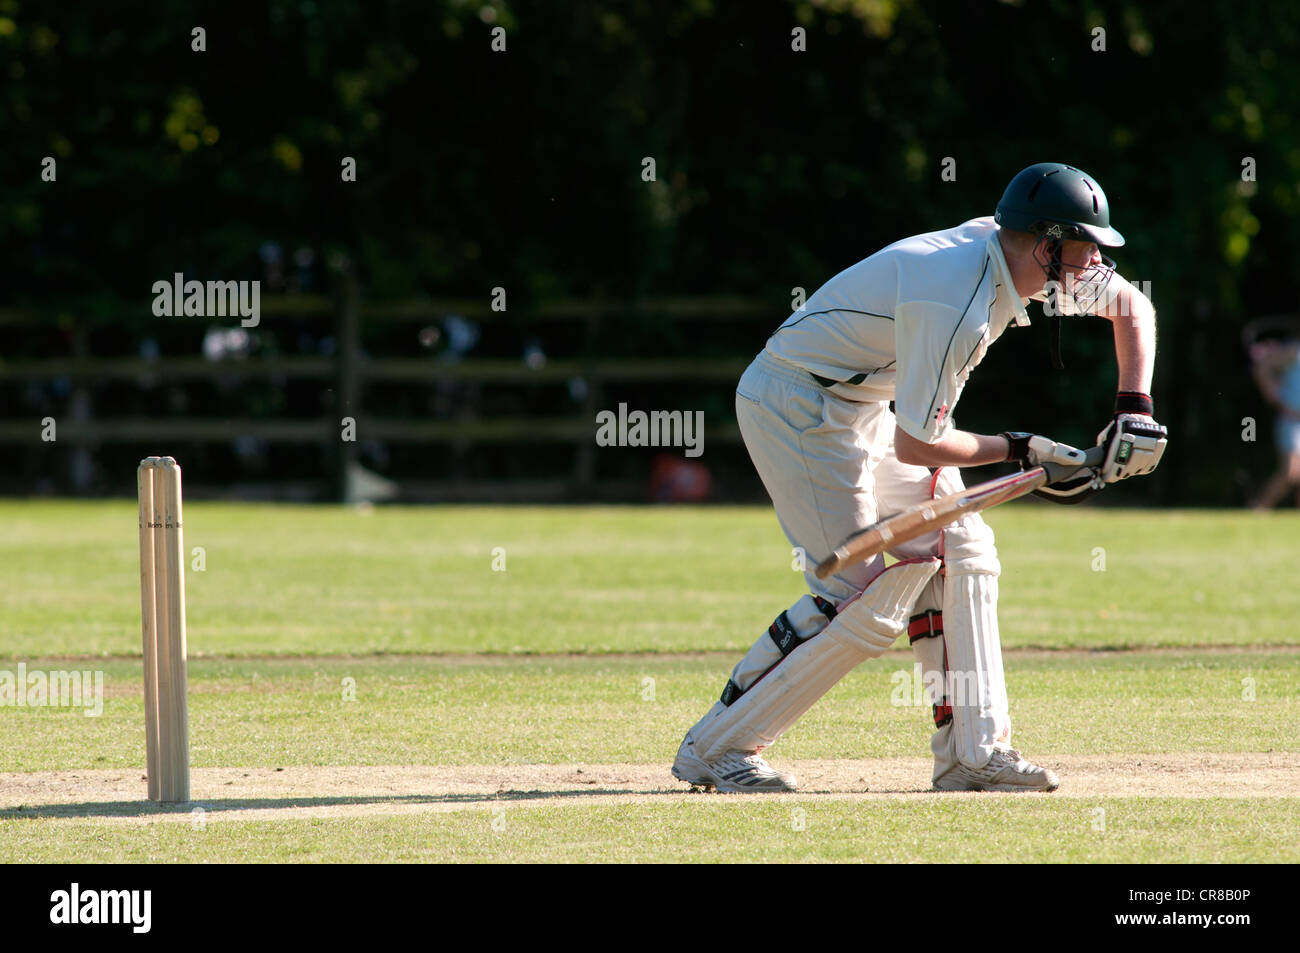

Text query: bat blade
(813, 467), (1048, 579)
(814, 448), (1105, 580)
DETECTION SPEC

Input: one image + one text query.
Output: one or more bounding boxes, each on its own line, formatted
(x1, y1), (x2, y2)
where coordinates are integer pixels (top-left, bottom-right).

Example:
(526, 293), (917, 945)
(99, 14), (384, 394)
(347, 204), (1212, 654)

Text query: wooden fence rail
(0, 289), (771, 500)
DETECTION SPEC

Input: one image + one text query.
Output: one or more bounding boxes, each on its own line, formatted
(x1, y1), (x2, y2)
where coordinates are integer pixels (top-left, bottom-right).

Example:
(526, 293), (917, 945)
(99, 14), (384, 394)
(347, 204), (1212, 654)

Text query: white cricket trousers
(725, 349), (1012, 771)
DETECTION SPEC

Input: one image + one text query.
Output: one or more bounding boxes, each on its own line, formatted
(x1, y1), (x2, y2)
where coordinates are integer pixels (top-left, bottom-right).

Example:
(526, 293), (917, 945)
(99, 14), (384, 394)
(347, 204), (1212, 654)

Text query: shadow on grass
(0, 787), (704, 820)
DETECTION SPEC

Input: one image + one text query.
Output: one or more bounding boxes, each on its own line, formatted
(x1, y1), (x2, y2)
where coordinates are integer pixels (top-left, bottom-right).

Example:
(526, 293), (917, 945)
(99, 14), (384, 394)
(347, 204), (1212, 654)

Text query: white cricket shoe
(933, 747), (1060, 793)
(671, 733), (796, 792)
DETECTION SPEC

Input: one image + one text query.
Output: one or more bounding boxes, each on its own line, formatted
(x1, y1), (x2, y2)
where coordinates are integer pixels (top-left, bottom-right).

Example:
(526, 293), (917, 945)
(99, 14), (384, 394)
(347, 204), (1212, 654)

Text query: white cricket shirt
(765, 217), (1032, 444)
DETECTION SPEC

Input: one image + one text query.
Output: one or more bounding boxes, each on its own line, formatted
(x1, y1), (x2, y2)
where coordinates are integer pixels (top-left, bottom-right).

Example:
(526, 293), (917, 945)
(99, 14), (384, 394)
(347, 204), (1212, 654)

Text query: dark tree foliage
(2, 0), (1297, 501)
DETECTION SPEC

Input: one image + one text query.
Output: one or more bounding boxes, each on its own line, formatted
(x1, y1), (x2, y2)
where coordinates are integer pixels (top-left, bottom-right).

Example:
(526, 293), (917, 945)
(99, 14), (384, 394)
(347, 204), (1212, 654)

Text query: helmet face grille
(1033, 239), (1119, 316)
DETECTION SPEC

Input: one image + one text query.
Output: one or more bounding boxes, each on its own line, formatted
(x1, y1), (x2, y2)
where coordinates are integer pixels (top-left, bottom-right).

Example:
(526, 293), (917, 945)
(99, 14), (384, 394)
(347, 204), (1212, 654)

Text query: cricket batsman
(672, 163), (1167, 792)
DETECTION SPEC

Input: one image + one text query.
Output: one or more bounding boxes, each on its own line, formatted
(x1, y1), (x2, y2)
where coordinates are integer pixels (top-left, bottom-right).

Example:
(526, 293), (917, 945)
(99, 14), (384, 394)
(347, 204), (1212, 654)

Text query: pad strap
(907, 609), (943, 643)
(768, 595), (836, 656)
(720, 679), (743, 706)
(767, 611), (802, 657)
(934, 642), (953, 727)
(720, 596), (837, 707)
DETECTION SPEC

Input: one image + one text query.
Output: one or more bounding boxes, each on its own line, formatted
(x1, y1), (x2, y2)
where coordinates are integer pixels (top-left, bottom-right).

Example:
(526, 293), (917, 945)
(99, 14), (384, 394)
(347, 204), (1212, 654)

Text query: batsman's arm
(893, 426), (1011, 468)
(1098, 274), (1156, 396)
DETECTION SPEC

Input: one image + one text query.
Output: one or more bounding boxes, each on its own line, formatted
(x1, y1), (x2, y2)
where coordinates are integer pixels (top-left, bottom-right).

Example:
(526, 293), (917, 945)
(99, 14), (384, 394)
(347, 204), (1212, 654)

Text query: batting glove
(1096, 393), (1168, 483)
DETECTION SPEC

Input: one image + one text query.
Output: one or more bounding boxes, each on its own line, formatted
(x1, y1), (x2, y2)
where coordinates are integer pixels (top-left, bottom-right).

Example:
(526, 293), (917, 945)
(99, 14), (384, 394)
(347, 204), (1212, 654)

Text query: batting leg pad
(907, 566), (962, 781)
(693, 558), (940, 762)
(942, 571), (1012, 769)
(718, 594), (837, 707)
(906, 574), (949, 727)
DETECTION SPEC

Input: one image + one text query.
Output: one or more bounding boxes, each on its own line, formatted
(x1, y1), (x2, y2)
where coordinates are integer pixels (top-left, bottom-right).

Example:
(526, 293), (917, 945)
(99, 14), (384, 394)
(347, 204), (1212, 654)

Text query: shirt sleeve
(893, 299), (972, 444)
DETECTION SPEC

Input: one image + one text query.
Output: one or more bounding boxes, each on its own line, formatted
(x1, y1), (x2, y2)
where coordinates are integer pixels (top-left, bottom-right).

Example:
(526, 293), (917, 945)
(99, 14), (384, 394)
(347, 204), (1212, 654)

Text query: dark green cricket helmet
(995, 163), (1125, 247)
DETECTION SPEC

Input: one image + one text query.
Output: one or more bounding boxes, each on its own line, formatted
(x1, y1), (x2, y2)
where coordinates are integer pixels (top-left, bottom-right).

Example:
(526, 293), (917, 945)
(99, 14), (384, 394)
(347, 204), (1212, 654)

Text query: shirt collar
(987, 231), (1031, 327)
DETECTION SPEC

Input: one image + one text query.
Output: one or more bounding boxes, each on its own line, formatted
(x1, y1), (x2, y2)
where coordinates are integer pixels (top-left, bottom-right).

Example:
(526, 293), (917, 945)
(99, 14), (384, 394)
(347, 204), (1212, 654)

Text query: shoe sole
(671, 752), (796, 793)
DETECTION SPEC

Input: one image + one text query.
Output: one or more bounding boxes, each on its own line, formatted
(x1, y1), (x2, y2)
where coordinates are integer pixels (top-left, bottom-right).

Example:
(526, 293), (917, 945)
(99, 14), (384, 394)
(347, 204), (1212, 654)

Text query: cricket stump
(137, 456), (191, 803)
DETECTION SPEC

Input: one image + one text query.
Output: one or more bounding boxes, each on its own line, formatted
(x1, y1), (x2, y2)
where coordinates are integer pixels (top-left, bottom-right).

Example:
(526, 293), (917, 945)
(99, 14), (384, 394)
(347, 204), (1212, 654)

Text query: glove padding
(1096, 414), (1168, 482)
(1001, 432), (1089, 468)
(1002, 431), (1101, 505)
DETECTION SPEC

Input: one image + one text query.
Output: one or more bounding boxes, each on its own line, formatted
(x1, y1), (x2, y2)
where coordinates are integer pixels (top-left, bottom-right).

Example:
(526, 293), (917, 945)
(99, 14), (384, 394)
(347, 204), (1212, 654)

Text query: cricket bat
(813, 445), (1105, 580)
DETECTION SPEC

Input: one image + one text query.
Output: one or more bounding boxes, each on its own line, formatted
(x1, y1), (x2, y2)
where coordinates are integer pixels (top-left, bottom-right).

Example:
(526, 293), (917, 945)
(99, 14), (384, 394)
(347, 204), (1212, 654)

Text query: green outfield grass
(3, 502), (1298, 657)
(1, 501), (1296, 863)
